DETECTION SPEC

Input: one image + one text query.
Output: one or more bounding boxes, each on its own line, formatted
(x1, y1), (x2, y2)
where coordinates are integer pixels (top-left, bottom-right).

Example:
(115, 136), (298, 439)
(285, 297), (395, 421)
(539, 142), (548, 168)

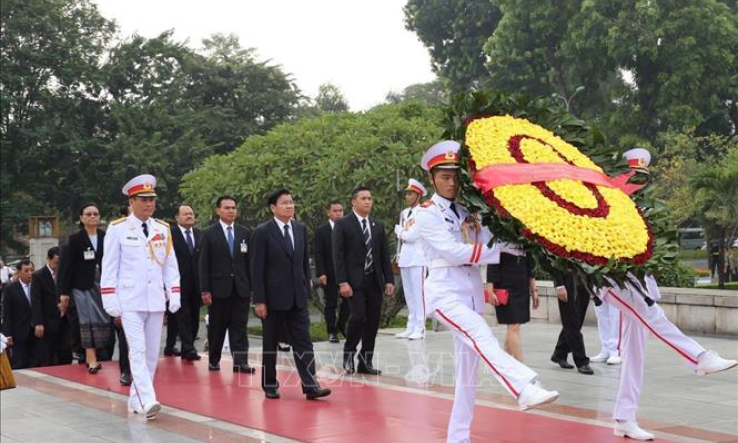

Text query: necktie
(283, 224), (294, 255)
(408, 208), (413, 218)
(227, 226), (234, 258)
(185, 229), (195, 254)
(362, 219), (373, 273)
(449, 203), (459, 218)
(142, 222), (149, 238)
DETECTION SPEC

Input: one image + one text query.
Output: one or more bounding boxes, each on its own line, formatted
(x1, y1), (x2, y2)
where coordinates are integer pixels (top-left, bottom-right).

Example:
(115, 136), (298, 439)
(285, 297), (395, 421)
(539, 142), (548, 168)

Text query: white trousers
(122, 311), (164, 410)
(600, 288), (705, 421)
(426, 267), (537, 443)
(400, 266), (426, 334)
(595, 301), (622, 357)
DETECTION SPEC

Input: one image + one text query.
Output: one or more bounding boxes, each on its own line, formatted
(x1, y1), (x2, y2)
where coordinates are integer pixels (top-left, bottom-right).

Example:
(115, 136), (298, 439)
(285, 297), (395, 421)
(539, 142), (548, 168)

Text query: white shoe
(407, 331), (425, 340)
(614, 420), (654, 440)
(606, 355), (622, 365)
(518, 381), (559, 410)
(591, 352), (609, 363)
(696, 350), (738, 376)
(395, 330), (413, 339)
(143, 401), (161, 419)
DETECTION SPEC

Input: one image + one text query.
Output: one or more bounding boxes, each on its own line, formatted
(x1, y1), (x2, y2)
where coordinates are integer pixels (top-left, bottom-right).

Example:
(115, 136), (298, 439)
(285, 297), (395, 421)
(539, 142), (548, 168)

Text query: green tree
(404, 0), (502, 91)
(1, 0), (115, 250)
(182, 101), (443, 323)
(573, 0), (738, 138)
(688, 148), (738, 288)
(92, 32), (303, 224)
(405, 0), (738, 143)
(314, 82), (349, 113)
(385, 79), (447, 106)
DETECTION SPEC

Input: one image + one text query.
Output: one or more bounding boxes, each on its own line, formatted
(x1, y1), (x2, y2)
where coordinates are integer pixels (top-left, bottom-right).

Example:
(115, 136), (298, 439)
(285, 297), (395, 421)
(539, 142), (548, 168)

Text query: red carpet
(33, 359), (676, 443)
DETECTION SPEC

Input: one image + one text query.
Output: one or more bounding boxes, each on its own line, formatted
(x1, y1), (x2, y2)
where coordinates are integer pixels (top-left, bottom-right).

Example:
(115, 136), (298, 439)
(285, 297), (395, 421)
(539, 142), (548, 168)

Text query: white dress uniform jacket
(394, 206), (426, 268)
(415, 193), (538, 443)
(101, 215), (181, 315)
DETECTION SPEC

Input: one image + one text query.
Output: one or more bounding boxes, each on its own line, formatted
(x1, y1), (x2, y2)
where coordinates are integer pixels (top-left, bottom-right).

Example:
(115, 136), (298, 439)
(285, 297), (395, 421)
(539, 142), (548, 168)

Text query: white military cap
(421, 140), (461, 171)
(623, 148), (652, 171)
(406, 178), (427, 197)
(122, 174), (157, 197)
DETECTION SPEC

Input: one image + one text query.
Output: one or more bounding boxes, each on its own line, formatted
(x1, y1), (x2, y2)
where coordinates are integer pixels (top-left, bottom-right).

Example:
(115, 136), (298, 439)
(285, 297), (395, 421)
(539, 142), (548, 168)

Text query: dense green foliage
(1, 0), (301, 250)
(181, 101), (443, 231)
(405, 0), (738, 142)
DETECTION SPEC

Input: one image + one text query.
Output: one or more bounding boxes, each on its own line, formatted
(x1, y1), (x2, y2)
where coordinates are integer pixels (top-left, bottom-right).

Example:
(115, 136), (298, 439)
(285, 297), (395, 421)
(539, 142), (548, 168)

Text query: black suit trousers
(261, 304), (318, 391)
(552, 282), (590, 367)
(165, 308), (179, 350)
(35, 321), (73, 367)
(344, 273), (382, 366)
(10, 330), (36, 369)
(177, 294), (201, 355)
(208, 291), (250, 366)
(323, 283), (349, 336)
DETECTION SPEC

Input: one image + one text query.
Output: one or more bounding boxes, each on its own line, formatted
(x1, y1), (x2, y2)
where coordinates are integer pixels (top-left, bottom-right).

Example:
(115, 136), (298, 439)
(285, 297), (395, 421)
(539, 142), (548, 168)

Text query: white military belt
(427, 258), (472, 269)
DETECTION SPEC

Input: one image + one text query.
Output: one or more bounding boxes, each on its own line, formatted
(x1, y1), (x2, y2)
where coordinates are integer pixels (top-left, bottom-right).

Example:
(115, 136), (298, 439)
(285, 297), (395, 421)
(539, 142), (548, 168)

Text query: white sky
(94, 0), (437, 110)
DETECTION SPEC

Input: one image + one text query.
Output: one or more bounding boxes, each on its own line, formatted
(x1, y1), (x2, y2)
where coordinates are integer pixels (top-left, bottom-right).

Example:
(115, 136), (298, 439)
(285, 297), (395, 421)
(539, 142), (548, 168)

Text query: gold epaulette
(420, 200), (435, 208)
(154, 218), (170, 227)
(110, 217), (127, 225)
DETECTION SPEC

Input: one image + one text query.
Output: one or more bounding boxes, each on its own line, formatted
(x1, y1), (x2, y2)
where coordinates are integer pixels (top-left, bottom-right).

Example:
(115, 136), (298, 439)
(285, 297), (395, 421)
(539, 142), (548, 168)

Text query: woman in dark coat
(486, 244), (539, 362)
(58, 203), (111, 373)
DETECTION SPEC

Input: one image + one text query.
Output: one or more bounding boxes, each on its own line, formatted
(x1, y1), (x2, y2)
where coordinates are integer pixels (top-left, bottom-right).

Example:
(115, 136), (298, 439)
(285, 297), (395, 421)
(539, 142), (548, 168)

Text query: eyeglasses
(83, 212), (100, 217)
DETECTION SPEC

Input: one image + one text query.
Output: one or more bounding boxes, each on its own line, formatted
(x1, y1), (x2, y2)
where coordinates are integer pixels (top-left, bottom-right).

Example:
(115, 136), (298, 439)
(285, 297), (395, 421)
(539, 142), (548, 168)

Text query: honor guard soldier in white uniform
(394, 178), (428, 340)
(599, 274), (737, 440)
(415, 141), (559, 443)
(595, 148), (738, 440)
(101, 174), (181, 419)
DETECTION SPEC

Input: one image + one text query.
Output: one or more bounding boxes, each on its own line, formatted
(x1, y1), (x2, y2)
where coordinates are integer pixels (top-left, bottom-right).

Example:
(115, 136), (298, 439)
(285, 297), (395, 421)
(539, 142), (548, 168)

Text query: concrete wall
(532, 281), (738, 337)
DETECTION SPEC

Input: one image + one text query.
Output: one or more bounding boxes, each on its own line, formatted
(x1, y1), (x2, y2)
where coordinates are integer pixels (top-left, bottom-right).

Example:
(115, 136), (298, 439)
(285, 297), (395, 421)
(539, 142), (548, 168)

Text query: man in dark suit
(251, 188), (331, 400)
(2, 259), (36, 369)
(314, 200), (349, 343)
(199, 195), (254, 373)
(30, 247), (70, 366)
(550, 270), (594, 375)
(172, 205), (202, 361)
(333, 186), (394, 375)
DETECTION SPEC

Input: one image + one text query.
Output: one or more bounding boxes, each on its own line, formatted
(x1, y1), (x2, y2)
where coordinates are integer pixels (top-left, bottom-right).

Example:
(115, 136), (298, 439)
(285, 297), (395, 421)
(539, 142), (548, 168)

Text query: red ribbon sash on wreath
(472, 163), (643, 195)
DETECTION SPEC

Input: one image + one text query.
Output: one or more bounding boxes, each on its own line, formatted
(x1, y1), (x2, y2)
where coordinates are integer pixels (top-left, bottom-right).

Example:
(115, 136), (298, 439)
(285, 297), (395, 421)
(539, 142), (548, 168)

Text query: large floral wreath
(444, 91), (678, 290)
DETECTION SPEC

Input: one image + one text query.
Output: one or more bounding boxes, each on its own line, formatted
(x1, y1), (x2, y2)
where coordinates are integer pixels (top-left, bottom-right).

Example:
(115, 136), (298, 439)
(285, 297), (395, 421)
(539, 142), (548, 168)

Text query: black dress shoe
(119, 372), (132, 386)
(356, 365), (382, 376)
(264, 388), (280, 399)
(164, 347), (181, 357)
(577, 364), (594, 375)
(551, 356), (574, 369)
(328, 334), (340, 343)
(233, 364), (255, 374)
(305, 387), (331, 400)
(208, 363), (221, 371)
(182, 350), (201, 361)
(343, 354), (355, 375)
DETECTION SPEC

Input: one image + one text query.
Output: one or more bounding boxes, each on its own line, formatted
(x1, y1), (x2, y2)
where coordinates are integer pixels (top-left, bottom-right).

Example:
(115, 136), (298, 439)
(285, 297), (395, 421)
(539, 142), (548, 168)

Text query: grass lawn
(679, 249), (708, 259)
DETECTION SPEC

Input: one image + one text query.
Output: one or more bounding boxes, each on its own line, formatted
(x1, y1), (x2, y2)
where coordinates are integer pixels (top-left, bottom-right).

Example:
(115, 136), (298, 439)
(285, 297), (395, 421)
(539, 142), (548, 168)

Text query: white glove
(394, 224), (402, 237)
(168, 294), (181, 314)
(105, 306), (122, 318)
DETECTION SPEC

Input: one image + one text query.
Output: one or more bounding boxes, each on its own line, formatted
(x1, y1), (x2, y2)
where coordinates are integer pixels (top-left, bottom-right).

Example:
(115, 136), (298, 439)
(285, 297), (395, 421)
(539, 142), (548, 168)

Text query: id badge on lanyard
(83, 247), (95, 261)
(240, 240), (248, 254)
